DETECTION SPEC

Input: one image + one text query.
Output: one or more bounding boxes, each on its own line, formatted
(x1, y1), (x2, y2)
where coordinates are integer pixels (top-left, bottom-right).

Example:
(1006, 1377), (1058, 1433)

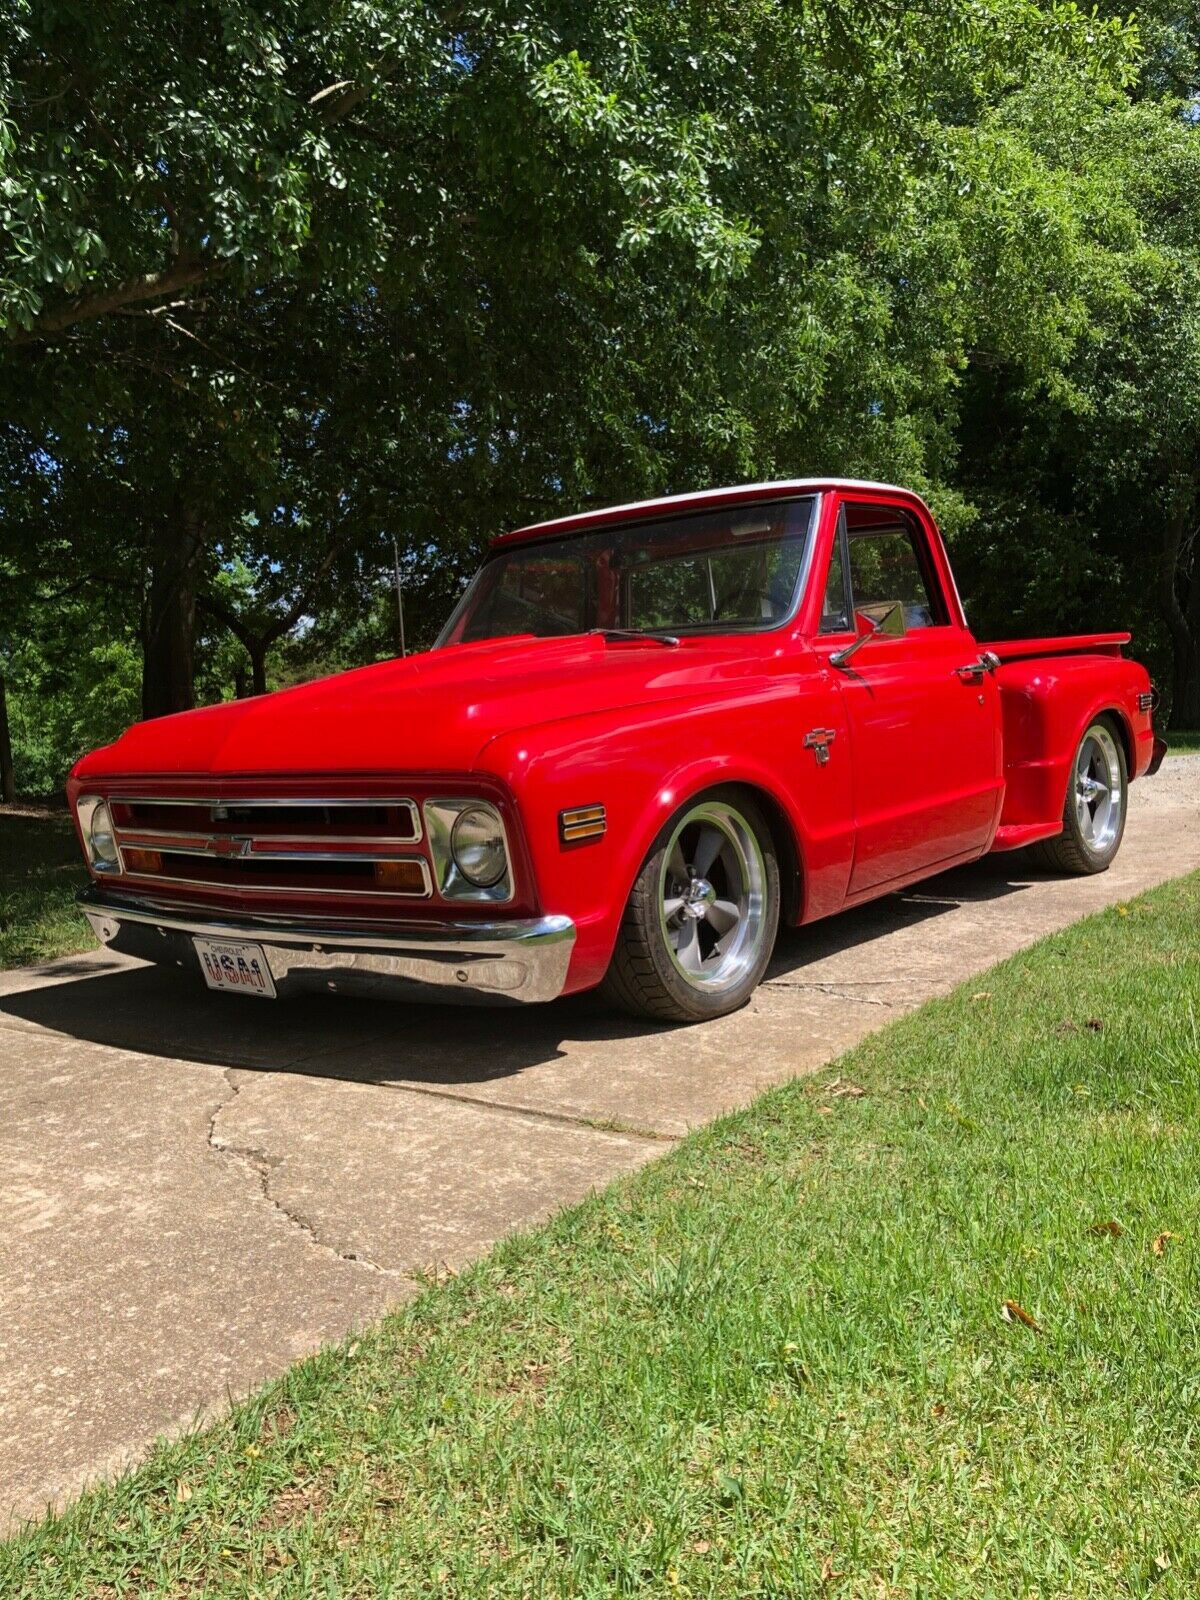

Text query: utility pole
(392, 537), (407, 657)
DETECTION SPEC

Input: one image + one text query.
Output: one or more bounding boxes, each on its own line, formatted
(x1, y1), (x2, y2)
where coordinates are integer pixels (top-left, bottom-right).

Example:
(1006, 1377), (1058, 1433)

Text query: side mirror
(830, 601), (906, 668)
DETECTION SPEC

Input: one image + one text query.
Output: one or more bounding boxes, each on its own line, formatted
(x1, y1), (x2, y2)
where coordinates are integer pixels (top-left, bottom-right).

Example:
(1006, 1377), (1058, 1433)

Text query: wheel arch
(624, 768), (806, 928)
(714, 780), (804, 927)
(1057, 702), (1133, 817)
(1093, 704), (1134, 776)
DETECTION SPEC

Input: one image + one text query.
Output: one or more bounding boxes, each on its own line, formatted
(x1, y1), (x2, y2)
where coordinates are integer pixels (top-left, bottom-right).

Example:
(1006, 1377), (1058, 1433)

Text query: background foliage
(2, 0), (1198, 794)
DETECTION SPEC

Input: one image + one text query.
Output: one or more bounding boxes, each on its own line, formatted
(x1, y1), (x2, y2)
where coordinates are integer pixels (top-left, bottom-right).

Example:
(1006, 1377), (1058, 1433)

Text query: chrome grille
(107, 796), (430, 899)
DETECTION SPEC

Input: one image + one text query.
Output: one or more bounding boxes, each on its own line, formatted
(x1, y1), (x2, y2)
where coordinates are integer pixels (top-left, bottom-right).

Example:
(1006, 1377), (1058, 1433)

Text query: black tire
(1032, 716), (1128, 875)
(600, 788), (781, 1023)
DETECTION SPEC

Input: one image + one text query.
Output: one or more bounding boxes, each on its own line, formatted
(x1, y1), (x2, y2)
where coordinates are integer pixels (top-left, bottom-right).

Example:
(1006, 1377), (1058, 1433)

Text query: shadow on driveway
(0, 853), (1040, 1087)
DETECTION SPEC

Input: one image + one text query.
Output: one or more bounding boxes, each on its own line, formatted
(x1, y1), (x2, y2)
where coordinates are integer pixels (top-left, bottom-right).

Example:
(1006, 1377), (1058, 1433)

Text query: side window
(819, 520), (851, 634)
(844, 509), (946, 631)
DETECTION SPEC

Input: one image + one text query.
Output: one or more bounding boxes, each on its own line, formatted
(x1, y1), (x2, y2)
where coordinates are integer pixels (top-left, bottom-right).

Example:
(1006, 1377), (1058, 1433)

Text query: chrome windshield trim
(435, 493), (821, 648)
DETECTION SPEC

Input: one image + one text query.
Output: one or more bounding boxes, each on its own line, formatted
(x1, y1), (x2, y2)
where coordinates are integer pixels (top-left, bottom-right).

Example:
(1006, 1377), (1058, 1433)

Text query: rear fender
(995, 654), (1152, 831)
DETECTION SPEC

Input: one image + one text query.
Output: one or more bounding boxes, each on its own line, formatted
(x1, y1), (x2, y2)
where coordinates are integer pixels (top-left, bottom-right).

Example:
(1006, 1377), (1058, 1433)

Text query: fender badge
(803, 729), (837, 767)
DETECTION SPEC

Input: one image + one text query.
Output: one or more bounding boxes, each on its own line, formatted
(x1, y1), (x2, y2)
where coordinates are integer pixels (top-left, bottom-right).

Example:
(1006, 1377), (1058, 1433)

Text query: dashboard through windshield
(437, 496), (819, 647)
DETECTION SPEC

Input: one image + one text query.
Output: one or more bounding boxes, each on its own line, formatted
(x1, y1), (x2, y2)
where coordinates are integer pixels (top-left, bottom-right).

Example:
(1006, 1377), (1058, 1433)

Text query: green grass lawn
(3, 874), (1199, 1595)
(0, 806), (94, 968)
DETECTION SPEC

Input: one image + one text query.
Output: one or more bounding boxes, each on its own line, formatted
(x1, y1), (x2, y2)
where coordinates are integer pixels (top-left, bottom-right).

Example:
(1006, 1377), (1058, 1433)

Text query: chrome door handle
(955, 652), (999, 683)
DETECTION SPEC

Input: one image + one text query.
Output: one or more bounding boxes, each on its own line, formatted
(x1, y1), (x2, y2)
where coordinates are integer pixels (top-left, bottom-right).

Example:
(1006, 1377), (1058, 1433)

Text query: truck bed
(983, 632), (1155, 852)
(982, 632), (1130, 664)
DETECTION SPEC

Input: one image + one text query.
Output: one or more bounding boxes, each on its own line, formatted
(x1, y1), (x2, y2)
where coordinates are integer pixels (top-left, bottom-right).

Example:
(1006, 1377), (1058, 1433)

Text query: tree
(1, 0), (1152, 756)
(950, 75), (1200, 723)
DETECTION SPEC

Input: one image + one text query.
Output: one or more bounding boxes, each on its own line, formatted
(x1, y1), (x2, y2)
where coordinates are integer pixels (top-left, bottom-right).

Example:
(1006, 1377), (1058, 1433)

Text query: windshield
(437, 495), (819, 647)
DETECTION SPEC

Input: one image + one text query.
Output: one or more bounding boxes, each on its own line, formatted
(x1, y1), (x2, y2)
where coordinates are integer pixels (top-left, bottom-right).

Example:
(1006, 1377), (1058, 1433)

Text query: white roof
(505, 478), (923, 542)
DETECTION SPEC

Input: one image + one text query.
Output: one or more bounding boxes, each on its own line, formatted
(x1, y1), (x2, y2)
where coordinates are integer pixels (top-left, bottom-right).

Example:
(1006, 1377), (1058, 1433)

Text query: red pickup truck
(70, 479), (1167, 1022)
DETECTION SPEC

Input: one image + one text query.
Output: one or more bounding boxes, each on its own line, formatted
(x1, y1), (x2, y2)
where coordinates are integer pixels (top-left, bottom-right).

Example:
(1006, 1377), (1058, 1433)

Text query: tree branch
(6, 58), (392, 346)
(7, 258), (221, 344)
(197, 590), (260, 654)
(199, 536), (345, 655)
(311, 60), (399, 125)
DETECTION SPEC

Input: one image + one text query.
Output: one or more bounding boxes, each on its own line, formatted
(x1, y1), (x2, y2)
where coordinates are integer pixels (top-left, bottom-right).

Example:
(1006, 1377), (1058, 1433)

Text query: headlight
(423, 799), (512, 901)
(451, 806), (507, 887)
(77, 795), (121, 874)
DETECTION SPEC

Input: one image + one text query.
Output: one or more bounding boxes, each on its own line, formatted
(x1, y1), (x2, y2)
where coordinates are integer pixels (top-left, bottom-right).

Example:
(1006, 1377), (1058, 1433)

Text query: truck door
(811, 497), (1002, 896)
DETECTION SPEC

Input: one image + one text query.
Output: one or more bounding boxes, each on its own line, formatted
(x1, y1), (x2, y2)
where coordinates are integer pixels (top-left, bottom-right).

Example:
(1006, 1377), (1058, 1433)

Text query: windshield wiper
(590, 628), (681, 647)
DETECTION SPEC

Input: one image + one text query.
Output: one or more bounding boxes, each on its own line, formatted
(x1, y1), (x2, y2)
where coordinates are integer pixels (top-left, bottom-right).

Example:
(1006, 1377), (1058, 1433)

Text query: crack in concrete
(761, 979), (896, 1007)
(206, 1068), (404, 1279)
(376, 1077), (678, 1143)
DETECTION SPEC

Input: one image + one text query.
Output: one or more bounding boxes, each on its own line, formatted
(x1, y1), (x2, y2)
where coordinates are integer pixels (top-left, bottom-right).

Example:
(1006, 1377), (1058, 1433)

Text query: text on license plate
(194, 937), (277, 999)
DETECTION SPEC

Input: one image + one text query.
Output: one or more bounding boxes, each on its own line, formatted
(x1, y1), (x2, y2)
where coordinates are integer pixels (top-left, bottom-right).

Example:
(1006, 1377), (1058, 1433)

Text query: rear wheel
(1034, 718), (1127, 875)
(601, 791), (780, 1023)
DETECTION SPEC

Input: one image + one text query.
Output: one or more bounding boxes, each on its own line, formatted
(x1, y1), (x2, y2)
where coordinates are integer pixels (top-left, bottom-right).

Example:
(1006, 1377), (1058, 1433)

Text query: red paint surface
(69, 480), (1158, 996)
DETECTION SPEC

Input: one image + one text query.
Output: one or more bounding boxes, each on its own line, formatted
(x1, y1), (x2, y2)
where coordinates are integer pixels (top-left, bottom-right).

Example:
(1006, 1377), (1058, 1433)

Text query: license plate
(194, 937), (277, 999)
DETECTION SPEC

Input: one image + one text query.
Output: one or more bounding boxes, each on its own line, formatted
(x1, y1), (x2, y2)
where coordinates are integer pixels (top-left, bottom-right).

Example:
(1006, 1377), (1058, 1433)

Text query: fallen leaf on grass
(715, 1471), (745, 1506)
(693, 1540), (711, 1555)
(1088, 1220), (1124, 1238)
(931, 1402), (946, 1419)
(1155, 1553), (1172, 1572)
(1001, 1299), (1044, 1333)
(1152, 1232), (1178, 1257)
(826, 1076), (868, 1099)
(1085, 1018), (1105, 1032)
(820, 1555), (842, 1584)
(970, 991), (991, 1003)
(175, 1480), (193, 1504)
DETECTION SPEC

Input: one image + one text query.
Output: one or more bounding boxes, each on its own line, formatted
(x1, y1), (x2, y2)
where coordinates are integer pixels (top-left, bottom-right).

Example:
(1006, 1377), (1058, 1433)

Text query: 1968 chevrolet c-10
(69, 479), (1168, 1022)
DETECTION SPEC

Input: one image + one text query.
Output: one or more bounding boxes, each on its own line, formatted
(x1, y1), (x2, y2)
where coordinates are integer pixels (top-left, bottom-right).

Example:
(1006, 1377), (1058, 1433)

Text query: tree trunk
(0, 673), (15, 803)
(1158, 499), (1200, 727)
(248, 643), (268, 696)
(1182, 530), (1200, 728)
(141, 505), (204, 720)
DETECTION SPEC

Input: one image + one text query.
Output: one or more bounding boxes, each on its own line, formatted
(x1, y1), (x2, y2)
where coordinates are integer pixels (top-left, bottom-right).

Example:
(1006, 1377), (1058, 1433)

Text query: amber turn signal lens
(373, 859), (428, 893)
(559, 804), (607, 843)
(124, 848), (163, 874)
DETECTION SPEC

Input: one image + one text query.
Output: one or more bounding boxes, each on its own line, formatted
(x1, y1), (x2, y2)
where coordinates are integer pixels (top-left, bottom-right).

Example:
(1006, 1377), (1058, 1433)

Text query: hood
(74, 633), (791, 781)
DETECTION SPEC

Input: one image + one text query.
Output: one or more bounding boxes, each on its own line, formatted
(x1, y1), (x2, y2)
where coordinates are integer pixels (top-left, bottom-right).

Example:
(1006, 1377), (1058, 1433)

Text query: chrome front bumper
(78, 886), (576, 1005)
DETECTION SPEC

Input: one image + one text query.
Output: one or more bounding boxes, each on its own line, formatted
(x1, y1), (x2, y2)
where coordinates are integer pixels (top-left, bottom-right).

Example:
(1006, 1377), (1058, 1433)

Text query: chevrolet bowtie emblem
(209, 835), (253, 858)
(803, 728), (837, 766)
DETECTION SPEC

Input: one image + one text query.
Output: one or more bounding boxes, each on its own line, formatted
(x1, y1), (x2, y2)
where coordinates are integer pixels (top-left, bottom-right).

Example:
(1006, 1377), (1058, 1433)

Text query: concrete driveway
(2, 757), (1197, 1529)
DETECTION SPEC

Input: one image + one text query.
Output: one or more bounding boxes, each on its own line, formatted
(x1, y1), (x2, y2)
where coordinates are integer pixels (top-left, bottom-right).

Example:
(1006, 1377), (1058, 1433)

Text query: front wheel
(1034, 718), (1128, 875)
(600, 791), (780, 1023)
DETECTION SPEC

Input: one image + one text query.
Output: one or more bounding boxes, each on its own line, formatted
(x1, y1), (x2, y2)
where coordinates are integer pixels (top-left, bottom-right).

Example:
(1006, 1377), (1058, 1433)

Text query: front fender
(477, 674), (854, 993)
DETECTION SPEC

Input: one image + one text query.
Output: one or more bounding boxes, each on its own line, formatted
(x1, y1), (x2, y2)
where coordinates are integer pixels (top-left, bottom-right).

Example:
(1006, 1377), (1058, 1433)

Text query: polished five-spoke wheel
(1035, 716), (1128, 875)
(1073, 724), (1123, 854)
(659, 803), (768, 994)
(602, 791), (780, 1022)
